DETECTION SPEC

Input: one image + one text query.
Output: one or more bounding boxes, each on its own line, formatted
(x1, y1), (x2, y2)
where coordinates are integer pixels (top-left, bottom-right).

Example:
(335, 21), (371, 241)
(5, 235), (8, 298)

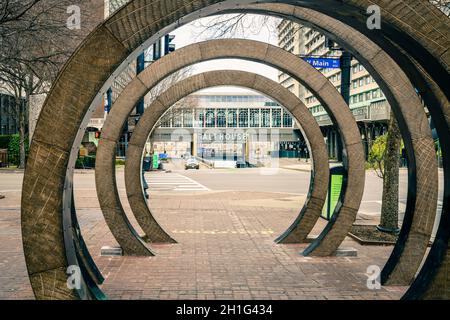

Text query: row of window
(308, 88), (386, 114)
(197, 95), (271, 103)
(305, 33), (323, 51)
(306, 88), (344, 105)
(159, 108), (293, 128)
(352, 63), (365, 74)
(304, 74), (376, 104)
(350, 89), (385, 104)
(352, 75), (375, 88)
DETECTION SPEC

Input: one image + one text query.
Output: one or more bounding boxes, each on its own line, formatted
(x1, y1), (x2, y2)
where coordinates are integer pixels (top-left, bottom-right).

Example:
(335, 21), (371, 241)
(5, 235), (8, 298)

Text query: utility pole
(164, 34), (176, 55)
(153, 37), (162, 61)
(339, 51), (352, 106)
(326, 38), (352, 162)
(136, 52), (145, 116)
(336, 50), (353, 162)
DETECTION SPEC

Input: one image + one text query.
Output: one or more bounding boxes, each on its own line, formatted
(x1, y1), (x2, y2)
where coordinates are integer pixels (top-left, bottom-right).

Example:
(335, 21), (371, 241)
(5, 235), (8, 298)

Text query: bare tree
(192, 14), (280, 42)
(429, 0), (450, 16)
(0, 0), (41, 28)
(0, 0), (101, 168)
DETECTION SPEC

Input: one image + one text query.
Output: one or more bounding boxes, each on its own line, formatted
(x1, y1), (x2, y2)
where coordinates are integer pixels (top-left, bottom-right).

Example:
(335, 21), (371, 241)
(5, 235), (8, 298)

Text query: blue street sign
(303, 57), (341, 69)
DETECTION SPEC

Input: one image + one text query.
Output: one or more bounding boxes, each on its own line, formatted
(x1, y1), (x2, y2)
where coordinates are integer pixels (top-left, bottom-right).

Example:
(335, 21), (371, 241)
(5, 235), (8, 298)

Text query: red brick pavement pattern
(0, 188), (406, 300)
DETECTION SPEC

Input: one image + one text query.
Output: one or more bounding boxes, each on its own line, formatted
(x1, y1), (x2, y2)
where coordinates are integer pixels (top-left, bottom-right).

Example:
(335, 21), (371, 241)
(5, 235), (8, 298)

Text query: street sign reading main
(303, 57), (341, 69)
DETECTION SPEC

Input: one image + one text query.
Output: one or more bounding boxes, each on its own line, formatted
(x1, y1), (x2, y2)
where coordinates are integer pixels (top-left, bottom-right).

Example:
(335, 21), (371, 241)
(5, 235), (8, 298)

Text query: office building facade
(148, 92), (304, 162)
(277, 21), (391, 158)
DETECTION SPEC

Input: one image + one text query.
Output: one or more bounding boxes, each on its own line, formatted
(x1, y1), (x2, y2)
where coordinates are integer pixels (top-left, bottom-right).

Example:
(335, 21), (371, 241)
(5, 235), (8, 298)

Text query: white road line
(182, 175), (210, 191)
(149, 182), (196, 185)
(146, 173), (209, 192)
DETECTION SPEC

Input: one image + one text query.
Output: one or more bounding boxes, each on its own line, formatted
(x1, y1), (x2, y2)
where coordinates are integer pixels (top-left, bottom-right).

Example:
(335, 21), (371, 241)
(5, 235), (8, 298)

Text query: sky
(171, 15), (281, 94)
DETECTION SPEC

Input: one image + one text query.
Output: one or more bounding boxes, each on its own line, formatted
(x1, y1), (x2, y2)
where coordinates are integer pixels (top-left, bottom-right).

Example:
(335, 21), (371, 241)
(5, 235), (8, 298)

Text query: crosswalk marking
(145, 172), (210, 192)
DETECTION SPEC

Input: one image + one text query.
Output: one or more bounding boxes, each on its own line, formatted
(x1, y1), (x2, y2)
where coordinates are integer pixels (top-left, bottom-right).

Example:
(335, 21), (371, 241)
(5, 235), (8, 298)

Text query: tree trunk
(378, 111), (401, 233)
(13, 91), (26, 170)
(18, 98), (27, 169)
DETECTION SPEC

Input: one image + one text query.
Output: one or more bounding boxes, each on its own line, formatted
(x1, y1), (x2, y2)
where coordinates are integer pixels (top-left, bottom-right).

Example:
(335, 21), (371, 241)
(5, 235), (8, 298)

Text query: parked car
(236, 160), (247, 168)
(185, 157), (200, 170)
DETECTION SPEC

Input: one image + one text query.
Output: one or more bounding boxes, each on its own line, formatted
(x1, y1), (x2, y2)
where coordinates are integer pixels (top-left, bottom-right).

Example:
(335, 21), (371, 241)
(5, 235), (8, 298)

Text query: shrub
(75, 155), (96, 169)
(115, 159), (126, 166)
(0, 135), (12, 149)
(367, 134), (387, 177)
(7, 134), (29, 166)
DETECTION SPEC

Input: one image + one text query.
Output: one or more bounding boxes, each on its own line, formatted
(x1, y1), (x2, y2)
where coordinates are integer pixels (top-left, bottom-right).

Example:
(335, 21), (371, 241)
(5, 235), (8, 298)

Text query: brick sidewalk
(0, 187), (406, 300)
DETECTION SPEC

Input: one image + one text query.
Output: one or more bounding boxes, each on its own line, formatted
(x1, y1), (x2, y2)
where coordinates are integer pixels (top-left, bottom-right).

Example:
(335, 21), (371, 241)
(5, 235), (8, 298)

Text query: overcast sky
(172, 15), (281, 94)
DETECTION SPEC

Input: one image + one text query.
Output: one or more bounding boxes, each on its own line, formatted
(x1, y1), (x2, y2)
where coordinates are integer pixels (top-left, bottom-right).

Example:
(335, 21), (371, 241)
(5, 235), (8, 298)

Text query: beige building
(147, 91), (303, 163)
(277, 21), (390, 158)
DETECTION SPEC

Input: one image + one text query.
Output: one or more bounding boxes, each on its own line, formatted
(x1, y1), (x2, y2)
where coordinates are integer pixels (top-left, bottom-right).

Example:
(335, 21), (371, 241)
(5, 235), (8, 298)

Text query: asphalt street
(0, 164), (444, 217)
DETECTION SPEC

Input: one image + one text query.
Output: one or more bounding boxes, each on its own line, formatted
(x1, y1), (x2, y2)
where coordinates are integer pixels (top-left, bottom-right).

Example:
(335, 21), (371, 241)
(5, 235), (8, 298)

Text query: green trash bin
(152, 154), (159, 170)
(322, 165), (345, 221)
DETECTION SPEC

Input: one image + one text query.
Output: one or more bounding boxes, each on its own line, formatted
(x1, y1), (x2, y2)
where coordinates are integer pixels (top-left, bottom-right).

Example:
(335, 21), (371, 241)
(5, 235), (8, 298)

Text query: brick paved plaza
(0, 169), (407, 300)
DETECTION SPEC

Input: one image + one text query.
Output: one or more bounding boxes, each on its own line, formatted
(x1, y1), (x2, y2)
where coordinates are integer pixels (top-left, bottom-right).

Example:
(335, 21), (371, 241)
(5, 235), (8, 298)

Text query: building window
(283, 111), (293, 127)
(160, 113), (171, 127)
(373, 89), (379, 98)
(250, 109), (260, 127)
(239, 109), (249, 128)
(217, 109), (226, 127)
(205, 108), (215, 127)
(272, 109), (282, 128)
(261, 109), (271, 127)
(183, 109), (193, 127)
(197, 109), (205, 127)
(227, 109), (237, 128)
(173, 110), (183, 128)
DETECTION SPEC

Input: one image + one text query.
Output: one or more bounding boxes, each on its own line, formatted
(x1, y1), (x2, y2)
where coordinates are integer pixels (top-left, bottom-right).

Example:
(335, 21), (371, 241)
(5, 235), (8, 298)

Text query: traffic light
(95, 131), (101, 139)
(164, 34), (176, 55)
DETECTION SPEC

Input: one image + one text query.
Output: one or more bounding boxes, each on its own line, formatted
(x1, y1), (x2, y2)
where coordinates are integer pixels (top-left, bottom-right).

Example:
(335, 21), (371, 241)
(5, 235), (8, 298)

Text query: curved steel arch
(123, 70), (330, 246)
(96, 38), (365, 257)
(98, 0), (448, 299)
(224, 1), (441, 289)
(232, 2), (447, 297)
(22, 0), (448, 299)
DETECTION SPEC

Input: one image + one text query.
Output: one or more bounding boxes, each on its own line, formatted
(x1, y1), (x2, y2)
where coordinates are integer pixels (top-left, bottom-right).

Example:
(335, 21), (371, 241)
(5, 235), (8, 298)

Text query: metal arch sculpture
(95, 37), (363, 254)
(122, 70), (330, 247)
(21, 0), (449, 300)
(95, 38), (366, 258)
(224, 2), (442, 288)
(232, 2), (448, 298)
